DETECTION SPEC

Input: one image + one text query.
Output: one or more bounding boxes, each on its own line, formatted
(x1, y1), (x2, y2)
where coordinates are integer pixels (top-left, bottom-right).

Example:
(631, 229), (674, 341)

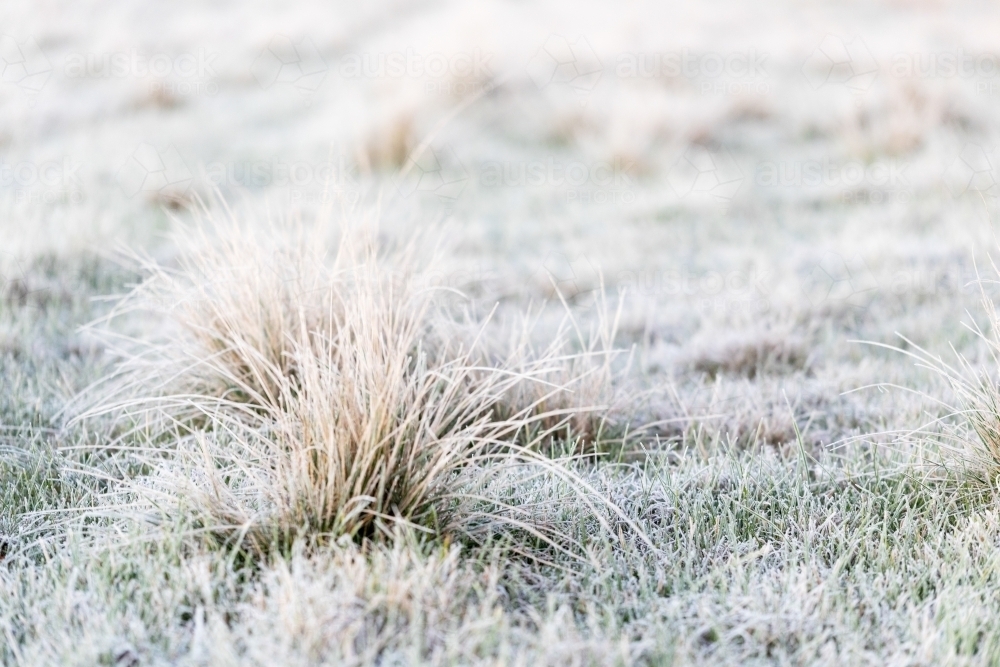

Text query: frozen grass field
(7, 1), (1000, 664)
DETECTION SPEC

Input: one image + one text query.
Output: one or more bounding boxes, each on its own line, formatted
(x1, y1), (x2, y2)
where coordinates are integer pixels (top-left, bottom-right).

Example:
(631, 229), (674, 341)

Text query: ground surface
(5, 1), (1000, 665)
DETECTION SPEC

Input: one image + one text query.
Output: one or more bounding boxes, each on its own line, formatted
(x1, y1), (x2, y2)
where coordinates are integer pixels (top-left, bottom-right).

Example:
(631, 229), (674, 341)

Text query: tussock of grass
(69, 209), (642, 554)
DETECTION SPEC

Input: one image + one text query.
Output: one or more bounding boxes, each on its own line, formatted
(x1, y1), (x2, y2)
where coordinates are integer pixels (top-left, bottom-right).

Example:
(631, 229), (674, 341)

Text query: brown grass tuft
(690, 330), (809, 380)
(71, 206), (646, 554)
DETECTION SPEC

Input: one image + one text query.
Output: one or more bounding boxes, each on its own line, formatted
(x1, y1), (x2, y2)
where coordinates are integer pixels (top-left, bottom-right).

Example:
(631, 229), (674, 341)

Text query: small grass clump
(690, 329), (809, 380)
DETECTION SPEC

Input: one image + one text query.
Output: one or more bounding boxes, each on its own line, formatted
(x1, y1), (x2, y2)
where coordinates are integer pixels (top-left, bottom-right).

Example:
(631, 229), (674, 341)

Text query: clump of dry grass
(71, 206), (644, 554)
